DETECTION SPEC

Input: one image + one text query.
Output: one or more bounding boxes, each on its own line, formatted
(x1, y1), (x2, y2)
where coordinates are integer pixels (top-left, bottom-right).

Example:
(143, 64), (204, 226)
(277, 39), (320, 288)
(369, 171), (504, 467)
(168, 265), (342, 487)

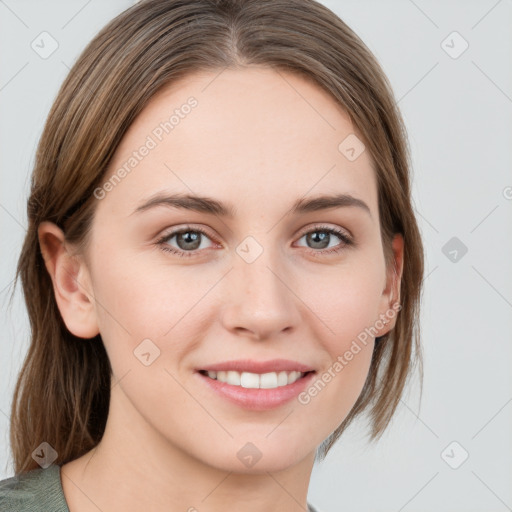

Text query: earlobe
(38, 221), (100, 339)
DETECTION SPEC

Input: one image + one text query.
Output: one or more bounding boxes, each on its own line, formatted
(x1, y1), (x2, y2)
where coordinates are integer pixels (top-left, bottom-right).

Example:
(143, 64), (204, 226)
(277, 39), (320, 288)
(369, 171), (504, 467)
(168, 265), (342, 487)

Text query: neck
(61, 384), (316, 512)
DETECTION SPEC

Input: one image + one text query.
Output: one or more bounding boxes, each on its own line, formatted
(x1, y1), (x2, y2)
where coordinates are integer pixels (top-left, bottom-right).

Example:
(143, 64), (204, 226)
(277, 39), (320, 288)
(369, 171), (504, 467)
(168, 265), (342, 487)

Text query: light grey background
(1, 1), (511, 511)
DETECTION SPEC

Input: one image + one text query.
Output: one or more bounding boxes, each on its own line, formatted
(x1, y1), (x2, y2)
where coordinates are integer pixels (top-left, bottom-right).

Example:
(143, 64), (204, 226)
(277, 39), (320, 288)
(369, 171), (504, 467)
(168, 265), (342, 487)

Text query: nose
(220, 244), (301, 341)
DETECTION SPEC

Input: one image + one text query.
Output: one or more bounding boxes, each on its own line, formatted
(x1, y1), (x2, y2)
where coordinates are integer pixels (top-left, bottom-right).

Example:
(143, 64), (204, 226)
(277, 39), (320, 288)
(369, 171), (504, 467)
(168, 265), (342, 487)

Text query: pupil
(308, 231), (329, 249)
(178, 231), (201, 250)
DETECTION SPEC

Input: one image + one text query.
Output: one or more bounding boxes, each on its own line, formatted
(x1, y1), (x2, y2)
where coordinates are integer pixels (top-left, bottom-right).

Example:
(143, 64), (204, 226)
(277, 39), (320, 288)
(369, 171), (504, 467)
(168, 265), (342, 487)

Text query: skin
(38, 67), (403, 512)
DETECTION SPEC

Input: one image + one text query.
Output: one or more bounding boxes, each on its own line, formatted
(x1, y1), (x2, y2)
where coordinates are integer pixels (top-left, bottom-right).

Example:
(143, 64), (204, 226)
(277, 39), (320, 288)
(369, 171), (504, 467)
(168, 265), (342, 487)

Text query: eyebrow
(131, 192), (372, 218)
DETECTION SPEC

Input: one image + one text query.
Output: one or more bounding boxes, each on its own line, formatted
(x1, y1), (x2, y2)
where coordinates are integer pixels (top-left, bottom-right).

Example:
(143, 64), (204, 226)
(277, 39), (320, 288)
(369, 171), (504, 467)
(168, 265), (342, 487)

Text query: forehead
(97, 67), (377, 219)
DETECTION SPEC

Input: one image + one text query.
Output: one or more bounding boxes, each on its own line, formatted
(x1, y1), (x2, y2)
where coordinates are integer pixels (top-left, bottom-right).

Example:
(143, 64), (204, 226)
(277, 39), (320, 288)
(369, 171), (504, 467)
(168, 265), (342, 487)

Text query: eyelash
(155, 224), (353, 258)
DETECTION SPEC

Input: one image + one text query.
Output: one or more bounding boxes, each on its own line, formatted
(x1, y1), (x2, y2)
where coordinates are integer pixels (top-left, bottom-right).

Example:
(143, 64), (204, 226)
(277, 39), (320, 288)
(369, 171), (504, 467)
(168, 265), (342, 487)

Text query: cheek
(292, 257), (382, 423)
(89, 247), (216, 366)
(302, 257), (385, 351)
(296, 270), (380, 432)
(300, 340), (374, 439)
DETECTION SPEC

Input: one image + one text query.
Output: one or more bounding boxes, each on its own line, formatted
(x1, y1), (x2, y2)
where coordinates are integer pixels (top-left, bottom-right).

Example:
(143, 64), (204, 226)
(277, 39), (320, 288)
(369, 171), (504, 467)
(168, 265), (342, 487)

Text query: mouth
(195, 362), (317, 410)
(197, 369), (315, 390)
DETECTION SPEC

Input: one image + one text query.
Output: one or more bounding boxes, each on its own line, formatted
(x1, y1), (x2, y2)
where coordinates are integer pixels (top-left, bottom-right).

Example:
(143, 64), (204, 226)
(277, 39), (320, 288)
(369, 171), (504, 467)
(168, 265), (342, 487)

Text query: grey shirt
(0, 464), (322, 511)
(0, 464), (69, 511)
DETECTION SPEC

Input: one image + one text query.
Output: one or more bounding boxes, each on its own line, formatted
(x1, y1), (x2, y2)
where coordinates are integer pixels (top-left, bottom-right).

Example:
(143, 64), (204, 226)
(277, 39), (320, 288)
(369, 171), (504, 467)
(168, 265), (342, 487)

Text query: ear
(37, 221), (100, 339)
(376, 233), (404, 336)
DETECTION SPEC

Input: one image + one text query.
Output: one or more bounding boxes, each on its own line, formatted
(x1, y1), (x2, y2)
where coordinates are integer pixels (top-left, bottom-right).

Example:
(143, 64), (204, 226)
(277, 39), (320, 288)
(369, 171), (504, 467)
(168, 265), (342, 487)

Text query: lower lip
(195, 371), (316, 411)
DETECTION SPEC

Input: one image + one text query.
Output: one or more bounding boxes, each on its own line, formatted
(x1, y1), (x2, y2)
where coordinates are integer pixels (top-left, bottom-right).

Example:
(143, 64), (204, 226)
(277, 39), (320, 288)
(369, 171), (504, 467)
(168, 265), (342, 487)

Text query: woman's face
(66, 67), (401, 472)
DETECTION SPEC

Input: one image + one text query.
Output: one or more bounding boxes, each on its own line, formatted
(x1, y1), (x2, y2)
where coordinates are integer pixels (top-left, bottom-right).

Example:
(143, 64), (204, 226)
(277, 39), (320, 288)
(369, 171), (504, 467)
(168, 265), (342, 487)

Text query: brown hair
(8, 0), (424, 474)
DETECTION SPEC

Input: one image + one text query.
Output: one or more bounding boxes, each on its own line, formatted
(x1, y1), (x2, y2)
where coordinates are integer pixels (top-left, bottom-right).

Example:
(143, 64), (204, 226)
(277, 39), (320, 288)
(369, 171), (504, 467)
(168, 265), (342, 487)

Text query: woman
(0, 0), (424, 510)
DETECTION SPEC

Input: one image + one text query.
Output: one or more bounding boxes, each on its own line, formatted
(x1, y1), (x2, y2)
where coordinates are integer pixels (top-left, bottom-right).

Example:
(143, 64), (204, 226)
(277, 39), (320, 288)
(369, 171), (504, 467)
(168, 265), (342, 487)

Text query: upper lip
(198, 359), (315, 374)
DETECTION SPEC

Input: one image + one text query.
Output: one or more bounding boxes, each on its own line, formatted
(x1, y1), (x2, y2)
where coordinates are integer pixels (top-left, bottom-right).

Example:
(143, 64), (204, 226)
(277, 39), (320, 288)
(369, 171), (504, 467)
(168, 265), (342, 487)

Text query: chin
(196, 437), (314, 474)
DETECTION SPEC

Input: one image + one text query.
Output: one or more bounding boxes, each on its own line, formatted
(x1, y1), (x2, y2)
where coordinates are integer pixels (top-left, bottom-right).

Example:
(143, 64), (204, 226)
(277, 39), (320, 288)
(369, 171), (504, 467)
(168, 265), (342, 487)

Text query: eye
(156, 226), (217, 258)
(156, 224), (353, 258)
(295, 224), (353, 256)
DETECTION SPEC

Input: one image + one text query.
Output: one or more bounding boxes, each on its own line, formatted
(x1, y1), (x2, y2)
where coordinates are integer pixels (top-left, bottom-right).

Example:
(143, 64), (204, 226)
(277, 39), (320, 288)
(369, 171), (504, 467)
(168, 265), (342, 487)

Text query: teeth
(260, 372), (277, 389)
(277, 371), (289, 386)
(203, 370), (305, 389)
(226, 370), (241, 386)
(240, 371), (260, 388)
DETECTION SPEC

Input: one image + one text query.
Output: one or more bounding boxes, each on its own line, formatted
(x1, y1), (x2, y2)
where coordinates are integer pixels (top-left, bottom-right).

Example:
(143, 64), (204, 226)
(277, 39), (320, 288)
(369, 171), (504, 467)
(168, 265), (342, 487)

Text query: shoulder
(0, 464), (69, 511)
